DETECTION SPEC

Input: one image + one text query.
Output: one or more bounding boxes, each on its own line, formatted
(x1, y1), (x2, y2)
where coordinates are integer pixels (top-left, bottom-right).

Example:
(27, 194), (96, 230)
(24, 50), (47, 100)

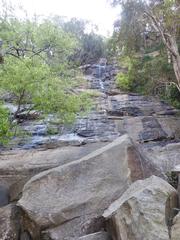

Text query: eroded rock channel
(0, 60), (180, 240)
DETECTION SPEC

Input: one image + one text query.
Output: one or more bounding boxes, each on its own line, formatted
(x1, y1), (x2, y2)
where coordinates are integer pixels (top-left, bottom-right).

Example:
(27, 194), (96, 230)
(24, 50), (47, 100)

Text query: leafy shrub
(0, 105), (12, 145)
(116, 73), (130, 91)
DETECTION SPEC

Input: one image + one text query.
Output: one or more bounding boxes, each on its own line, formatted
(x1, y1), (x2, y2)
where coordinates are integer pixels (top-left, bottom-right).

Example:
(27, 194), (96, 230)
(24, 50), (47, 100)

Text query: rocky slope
(0, 60), (180, 240)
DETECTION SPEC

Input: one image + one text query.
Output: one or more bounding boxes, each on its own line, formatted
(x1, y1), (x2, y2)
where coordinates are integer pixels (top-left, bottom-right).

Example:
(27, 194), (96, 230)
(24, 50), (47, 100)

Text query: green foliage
(0, 4), (92, 144)
(0, 56), (91, 123)
(79, 33), (106, 64)
(0, 104), (12, 145)
(139, 54), (176, 96)
(115, 52), (180, 108)
(54, 17), (107, 65)
(116, 73), (130, 91)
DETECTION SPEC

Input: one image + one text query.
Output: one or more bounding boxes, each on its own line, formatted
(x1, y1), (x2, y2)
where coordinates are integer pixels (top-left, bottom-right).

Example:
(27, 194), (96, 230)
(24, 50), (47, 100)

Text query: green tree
(0, 104), (12, 145)
(111, 0), (180, 91)
(52, 17), (106, 65)
(0, 3), (91, 144)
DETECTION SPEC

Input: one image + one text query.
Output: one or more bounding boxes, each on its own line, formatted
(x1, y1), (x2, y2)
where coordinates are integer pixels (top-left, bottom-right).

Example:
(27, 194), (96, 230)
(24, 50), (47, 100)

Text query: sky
(11, 0), (121, 36)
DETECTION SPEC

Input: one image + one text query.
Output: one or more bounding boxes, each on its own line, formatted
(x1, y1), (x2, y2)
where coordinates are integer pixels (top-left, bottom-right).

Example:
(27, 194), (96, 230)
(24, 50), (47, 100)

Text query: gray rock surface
(0, 142), (106, 201)
(103, 176), (178, 240)
(0, 185), (9, 207)
(0, 204), (21, 240)
(79, 232), (110, 240)
(171, 212), (180, 240)
(18, 135), (146, 237)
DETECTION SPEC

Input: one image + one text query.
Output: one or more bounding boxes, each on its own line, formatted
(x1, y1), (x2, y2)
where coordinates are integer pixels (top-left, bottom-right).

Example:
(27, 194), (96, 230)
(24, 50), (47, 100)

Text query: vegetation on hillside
(109, 0), (180, 107)
(0, 3), (106, 145)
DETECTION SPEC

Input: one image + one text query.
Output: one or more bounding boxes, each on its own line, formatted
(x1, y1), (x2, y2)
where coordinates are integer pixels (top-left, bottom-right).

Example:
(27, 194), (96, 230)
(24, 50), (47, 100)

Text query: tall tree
(111, 0), (180, 91)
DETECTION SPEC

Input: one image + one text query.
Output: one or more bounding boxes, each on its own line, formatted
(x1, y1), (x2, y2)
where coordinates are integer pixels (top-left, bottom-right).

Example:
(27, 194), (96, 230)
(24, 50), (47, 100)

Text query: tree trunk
(168, 37), (180, 92)
(146, 11), (180, 92)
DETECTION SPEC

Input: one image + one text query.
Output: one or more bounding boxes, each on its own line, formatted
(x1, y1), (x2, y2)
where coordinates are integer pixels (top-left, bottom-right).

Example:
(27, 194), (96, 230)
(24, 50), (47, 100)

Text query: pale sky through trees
(10, 0), (121, 36)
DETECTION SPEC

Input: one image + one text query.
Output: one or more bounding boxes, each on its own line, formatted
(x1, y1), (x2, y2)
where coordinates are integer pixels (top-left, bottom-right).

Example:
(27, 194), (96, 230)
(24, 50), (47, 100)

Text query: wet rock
(139, 117), (168, 142)
(77, 129), (96, 137)
(124, 116), (180, 143)
(18, 135), (146, 237)
(74, 112), (120, 142)
(0, 185), (9, 207)
(107, 107), (143, 117)
(107, 94), (179, 118)
(16, 110), (40, 121)
(79, 64), (92, 75)
(0, 204), (21, 240)
(103, 176), (178, 240)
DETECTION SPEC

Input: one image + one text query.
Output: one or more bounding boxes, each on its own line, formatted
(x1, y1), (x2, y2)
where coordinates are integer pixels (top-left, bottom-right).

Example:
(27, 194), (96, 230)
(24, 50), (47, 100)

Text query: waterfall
(96, 64), (106, 91)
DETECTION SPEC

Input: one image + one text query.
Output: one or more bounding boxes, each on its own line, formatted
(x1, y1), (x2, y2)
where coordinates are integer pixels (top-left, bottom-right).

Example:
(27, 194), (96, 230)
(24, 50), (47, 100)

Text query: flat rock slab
(103, 176), (178, 240)
(140, 141), (180, 174)
(18, 135), (148, 238)
(42, 230), (110, 240)
(0, 142), (106, 201)
(107, 94), (179, 117)
(123, 116), (180, 143)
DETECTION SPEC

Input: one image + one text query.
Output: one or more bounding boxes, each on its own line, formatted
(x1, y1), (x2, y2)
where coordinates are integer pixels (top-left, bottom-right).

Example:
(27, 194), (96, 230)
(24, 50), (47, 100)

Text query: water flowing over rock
(103, 176), (178, 240)
(0, 59), (180, 240)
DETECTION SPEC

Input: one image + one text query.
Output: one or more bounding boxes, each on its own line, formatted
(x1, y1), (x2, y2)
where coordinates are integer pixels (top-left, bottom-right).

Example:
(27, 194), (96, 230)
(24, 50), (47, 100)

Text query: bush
(0, 105), (12, 145)
(116, 73), (130, 91)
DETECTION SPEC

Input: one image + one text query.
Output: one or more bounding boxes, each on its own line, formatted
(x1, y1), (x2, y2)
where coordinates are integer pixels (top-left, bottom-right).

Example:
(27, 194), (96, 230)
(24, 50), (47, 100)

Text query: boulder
(0, 204), (21, 240)
(140, 142), (180, 175)
(18, 135), (147, 237)
(171, 212), (180, 240)
(103, 176), (178, 240)
(0, 142), (106, 201)
(42, 230), (110, 240)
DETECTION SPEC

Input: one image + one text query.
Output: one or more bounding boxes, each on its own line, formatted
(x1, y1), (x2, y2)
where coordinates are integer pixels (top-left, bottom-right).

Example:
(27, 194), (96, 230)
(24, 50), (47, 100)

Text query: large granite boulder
(18, 135), (147, 238)
(140, 142), (180, 175)
(103, 176), (178, 240)
(42, 231), (111, 240)
(0, 142), (106, 201)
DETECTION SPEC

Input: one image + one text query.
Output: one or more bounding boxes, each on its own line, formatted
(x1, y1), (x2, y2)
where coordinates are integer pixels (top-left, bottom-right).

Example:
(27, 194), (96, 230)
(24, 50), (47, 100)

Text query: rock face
(18, 135), (147, 238)
(42, 231), (111, 240)
(79, 232), (110, 240)
(171, 213), (180, 240)
(0, 204), (21, 240)
(0, 185), (9, 207)
(109, 94), (180, 174)
(0, 142), (106, 201)
(103, 176), (178, 240)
